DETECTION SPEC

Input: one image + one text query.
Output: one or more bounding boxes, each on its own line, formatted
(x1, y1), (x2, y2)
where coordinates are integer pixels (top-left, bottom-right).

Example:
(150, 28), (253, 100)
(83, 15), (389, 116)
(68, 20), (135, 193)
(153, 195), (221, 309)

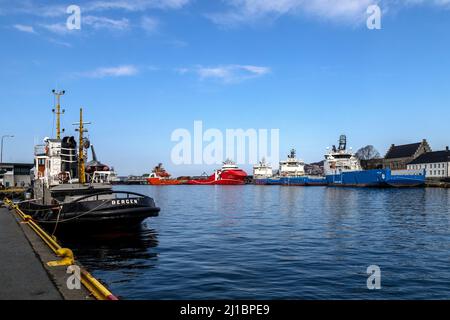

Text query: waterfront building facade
(383, 139), (431, 170)
(0, 163), (34, 188)
(407, 147), (450, 179)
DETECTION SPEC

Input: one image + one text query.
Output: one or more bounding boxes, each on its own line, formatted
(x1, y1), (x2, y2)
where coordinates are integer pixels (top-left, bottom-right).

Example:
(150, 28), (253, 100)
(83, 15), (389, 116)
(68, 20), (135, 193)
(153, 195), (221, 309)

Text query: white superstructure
(221, 159), (239, 171)
(279, 149), (305, 177)
(253, 158), (273, 179)
(34, 137), (116, 188)
(34, 138), (66, 187)
(324, 135), (361, 176)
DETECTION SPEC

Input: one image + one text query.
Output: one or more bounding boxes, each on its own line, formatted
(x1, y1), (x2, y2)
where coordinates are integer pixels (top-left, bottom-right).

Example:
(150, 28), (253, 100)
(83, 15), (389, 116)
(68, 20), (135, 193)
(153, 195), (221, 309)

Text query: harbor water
(63, 185), (450, 299)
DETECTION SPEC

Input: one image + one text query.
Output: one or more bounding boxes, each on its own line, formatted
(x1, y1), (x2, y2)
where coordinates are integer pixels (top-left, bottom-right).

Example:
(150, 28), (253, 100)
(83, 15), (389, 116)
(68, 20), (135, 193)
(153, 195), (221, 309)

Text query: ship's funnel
(86, 145), (110, 173)
(91, 145), (98, 162)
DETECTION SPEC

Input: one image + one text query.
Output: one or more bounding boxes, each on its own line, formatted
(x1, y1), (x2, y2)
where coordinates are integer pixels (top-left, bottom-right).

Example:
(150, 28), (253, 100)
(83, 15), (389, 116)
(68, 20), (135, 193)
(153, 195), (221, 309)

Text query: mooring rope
(35, 200), (110, 224)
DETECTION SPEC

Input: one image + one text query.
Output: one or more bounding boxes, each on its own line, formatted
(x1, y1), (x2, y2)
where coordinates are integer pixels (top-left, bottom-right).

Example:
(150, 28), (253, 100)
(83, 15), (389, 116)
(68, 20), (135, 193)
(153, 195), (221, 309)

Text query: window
(14, 166), (31, 175)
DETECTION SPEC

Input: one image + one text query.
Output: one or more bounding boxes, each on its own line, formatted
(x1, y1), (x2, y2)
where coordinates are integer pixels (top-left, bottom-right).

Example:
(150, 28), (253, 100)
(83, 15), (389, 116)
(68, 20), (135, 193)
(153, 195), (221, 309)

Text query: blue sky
(1, 0), (450, 176)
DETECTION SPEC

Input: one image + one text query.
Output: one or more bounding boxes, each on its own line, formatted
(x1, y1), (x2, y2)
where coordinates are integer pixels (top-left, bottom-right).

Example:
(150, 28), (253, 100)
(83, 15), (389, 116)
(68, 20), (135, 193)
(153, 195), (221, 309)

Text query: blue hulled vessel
(254, 177), (283, 185)
(253, 150), (328, 186)
(280, 176), (328, 186)
(325, 135), (425, 187)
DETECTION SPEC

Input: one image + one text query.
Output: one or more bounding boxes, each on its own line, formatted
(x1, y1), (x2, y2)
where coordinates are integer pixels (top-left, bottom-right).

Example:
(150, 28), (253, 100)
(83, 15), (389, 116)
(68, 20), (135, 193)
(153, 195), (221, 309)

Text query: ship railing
(89, 171), (113, 184)
(48, 171), (73, 185)
(34, 145), (47, 156)
(72, 190), (149, 202)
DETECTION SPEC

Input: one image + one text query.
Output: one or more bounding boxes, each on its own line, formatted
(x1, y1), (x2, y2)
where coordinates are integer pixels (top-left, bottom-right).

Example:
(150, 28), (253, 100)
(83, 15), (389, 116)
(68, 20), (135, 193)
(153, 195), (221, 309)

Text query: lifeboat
(147, 163), (184, 185)
(187, 160), (248, 185)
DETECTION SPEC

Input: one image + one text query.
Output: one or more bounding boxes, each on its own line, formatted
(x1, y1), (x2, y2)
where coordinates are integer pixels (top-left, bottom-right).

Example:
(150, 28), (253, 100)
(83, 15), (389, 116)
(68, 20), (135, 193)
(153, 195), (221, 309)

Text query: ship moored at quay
(253, 150), (327, 186)
(323, 136), (425, 187)
(252, 135), (426, 188)
(114, 135), (428, 188)
(17, 92), (160, 233)
(187, 159), (248, 185)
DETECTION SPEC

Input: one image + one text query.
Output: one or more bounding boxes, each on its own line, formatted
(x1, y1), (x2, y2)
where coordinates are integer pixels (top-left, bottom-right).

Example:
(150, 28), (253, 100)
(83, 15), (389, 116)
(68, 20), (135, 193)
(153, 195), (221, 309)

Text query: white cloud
(40, 23), (70, 35)
(76, 65), (139, 78)
(207, 0), (450, 27)
(84, 15), (130, 30)
(7, 0), (191, 17)
(176, 67), (190, 74)
(403, 0), (450, 6)
(208, 0), (378, 26)
(5, 1), (189, 37)
(180, 65), (271, 83)
(13, 24), (37, 34)
(85, 0), (191, 12)
(141, 16), (160, 33)
(39, 16), (129, 35)
(47, 38), (73, 47)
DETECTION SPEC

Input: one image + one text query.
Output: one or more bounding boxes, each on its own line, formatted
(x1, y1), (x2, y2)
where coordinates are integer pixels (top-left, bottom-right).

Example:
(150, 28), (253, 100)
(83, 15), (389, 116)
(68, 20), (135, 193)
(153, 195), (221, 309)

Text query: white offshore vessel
(324, 135), (425, 187)
(253, 158), (273, 179)
(279, 149), (305, 177)
(324, 136), (361, 177)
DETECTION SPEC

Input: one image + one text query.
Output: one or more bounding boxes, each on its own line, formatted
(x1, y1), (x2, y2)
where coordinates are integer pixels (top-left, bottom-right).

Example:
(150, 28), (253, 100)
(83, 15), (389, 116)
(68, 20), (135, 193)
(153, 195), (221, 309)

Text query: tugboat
(187, 159), (247, 185)
(324, 135), (426, 187)
(20, 91), (160, 232)
(147, 163), (184, 185)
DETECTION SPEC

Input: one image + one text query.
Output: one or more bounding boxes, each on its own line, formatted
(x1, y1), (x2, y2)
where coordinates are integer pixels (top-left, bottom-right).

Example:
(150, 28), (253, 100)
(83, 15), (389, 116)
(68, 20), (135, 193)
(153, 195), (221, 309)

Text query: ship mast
(52, 89), (65, 139)
(73, 108), (91, 184)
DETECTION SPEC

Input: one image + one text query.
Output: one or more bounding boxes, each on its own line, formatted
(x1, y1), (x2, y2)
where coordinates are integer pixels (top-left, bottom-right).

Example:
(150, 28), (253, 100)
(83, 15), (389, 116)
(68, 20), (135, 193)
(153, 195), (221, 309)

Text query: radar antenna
(338, 135), (347, 151)
(289, 149), (296, 159)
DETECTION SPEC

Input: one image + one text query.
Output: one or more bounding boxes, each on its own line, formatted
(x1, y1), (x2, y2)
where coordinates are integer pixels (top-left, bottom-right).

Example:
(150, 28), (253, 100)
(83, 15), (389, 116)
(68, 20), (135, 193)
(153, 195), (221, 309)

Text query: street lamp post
(1, 135), (14, 163)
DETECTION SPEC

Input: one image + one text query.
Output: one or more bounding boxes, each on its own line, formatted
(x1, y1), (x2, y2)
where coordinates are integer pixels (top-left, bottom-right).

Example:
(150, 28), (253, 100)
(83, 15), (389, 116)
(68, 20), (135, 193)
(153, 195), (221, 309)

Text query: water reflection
(60, 222), (159, 272)
(61, 186), (450, 299)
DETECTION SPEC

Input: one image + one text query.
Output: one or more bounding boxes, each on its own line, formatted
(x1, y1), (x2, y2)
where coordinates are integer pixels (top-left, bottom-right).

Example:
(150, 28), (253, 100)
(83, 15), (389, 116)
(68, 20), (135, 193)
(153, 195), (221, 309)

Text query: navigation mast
(52, 89), (65, 139)
(73, 108), (91, 184)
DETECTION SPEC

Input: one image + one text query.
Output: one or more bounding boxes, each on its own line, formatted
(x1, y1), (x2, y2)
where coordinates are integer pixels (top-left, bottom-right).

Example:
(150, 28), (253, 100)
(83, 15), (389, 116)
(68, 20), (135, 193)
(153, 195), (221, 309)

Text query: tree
(355, 145), (381, 160)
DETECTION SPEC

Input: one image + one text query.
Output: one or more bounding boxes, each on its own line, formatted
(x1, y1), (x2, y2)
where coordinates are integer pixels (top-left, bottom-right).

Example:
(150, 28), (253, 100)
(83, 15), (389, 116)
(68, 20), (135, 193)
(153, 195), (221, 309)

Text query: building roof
(385, 142), (422, 159)
(0, 163), (34, 168)
(409, 150), (450, 165)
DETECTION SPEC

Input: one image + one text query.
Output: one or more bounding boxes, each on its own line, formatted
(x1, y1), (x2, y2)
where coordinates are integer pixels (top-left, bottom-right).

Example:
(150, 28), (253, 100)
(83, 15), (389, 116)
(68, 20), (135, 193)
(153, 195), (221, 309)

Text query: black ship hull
(19, 191), (160, 233)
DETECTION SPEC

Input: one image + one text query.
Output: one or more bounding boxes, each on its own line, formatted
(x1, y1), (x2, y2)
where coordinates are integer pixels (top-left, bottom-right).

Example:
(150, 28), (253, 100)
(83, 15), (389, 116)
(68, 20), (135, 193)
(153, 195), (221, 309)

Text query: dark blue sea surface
(65, 186), (450, 299)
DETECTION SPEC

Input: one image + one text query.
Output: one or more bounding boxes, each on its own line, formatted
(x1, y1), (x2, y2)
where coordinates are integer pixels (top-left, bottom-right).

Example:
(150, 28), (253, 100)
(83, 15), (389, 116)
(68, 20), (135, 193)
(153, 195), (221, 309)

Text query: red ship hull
(187, 169), (247, 185)
(187, 179), (246, 185)
(147, 178), (184, 185)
